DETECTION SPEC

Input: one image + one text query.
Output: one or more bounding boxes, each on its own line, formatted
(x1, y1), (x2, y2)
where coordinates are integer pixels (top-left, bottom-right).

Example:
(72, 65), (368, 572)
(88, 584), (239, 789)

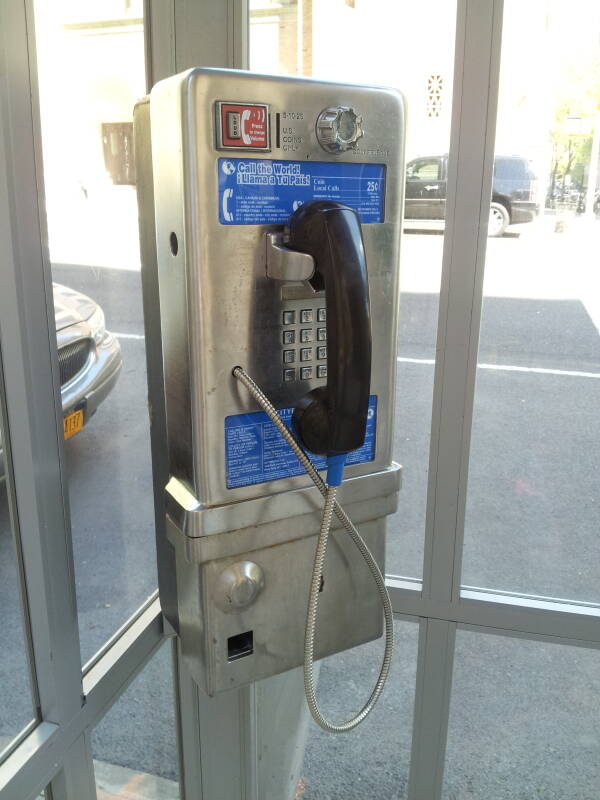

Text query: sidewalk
(94, 760), (178, 800)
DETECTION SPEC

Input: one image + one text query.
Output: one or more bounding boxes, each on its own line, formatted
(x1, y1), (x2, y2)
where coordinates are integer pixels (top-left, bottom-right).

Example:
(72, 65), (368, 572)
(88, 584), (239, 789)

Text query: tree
(548, 57), (600, 204)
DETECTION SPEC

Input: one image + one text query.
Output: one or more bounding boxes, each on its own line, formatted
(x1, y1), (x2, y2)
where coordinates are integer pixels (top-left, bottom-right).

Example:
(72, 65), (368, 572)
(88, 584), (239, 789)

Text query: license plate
(64, 409), (84, 440)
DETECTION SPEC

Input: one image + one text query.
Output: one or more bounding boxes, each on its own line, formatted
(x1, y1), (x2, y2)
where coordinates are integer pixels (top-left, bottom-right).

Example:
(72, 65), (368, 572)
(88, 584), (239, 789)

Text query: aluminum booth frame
(2, 1), (600, 799)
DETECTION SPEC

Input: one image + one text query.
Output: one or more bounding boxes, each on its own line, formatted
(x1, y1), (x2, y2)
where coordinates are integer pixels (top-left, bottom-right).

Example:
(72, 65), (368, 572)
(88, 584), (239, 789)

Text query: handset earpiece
(287, 201), (371, 479)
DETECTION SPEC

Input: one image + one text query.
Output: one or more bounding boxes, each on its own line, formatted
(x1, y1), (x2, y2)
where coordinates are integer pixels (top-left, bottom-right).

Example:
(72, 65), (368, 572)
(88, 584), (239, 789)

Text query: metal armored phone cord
(233, 366), (394, 733)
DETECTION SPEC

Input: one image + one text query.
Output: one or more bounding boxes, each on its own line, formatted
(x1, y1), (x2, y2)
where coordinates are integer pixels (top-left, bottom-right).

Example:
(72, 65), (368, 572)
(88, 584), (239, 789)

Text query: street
(2, 218), (600, 797)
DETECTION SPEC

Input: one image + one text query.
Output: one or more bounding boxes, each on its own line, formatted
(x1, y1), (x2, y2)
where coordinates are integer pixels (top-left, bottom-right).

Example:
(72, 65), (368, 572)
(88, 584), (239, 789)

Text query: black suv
(404, 154), (540, 236)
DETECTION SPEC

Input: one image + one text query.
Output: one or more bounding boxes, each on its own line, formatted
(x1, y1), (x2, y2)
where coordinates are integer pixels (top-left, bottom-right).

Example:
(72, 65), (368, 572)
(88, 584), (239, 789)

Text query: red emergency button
(217, 102), (270, 150)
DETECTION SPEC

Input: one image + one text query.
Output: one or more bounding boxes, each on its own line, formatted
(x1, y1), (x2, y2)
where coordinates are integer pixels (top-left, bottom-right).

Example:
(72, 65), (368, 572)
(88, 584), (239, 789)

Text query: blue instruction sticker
(218, 158), (385, 225)
(225, 396), (377, 489)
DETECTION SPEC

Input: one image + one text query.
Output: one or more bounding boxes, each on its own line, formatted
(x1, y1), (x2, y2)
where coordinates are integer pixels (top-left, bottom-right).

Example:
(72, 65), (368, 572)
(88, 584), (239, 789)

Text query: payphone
(135, 68), (405, 732)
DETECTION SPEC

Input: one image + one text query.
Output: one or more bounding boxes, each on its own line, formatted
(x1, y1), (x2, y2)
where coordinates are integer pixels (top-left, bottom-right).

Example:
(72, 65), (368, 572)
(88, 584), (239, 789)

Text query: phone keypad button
(283, 349), (295, 363)
(317, 308), (326, 322)
(282, 310), (296, 325)
(300, 367), (313, 380)
(283, 368), (295, 382)
(317, 365), (327, 379)
(317, 327), (327, 341)
(317, 346), (327, 360)
(300, 348), (312, 362)
(300, 309), (314, 324)
(300, 329), (313, 343)
(283, 330), (295, 345)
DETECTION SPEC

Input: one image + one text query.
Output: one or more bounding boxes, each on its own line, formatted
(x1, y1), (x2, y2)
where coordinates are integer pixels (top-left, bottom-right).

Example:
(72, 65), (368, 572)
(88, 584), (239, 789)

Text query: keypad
(280, 307), (327, 383)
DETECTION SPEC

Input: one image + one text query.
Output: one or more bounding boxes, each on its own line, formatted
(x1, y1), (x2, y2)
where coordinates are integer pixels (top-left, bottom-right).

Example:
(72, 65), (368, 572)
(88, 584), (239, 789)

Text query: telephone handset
(288, 201), (371, 484)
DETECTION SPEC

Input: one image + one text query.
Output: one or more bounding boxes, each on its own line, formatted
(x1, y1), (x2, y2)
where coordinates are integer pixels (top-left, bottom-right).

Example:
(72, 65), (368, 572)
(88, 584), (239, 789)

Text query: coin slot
(227, 630), (254, 661)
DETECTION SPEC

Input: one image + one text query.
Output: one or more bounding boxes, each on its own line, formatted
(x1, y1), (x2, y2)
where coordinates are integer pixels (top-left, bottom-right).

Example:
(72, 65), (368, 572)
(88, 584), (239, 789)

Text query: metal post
(0, 0), (85, 742)
(49, 736), (97, 800)
(422, 0), (503, 608)
(408, 619), (456, 800)
(408, 1), (503, 797)
(143, 4), (308, 798)
(584, 109), (600, 218)
(0, 1), (95, 797)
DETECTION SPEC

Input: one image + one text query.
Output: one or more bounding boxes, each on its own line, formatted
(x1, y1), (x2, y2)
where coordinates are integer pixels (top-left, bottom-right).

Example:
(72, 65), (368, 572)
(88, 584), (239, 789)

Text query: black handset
(287, 201), (371, 459)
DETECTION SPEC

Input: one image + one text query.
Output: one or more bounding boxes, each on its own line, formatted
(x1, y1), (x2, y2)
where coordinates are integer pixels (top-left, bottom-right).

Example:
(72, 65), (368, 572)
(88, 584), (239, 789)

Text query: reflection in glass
(443, 631), (600, 799)
(462, 0), (600, 600)
(300, 621), (417, 798)
(93, 642), (179, 798)
(249, 0), (457, 578)
(0, 371), (36, 754)
(33, 1), (157, 661)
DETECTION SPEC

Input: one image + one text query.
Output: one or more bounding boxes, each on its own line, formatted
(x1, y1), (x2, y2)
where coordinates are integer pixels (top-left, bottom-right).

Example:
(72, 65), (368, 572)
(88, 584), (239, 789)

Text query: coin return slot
(228, 630), (254, 662)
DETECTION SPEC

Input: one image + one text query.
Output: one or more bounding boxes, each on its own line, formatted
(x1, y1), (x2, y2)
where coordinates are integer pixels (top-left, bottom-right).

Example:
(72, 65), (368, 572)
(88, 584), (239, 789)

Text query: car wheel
(488, 202), (509, 237)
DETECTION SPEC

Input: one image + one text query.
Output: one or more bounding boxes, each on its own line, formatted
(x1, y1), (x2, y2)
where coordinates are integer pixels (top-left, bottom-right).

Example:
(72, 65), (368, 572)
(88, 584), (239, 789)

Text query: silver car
(1, 284), (122, 475)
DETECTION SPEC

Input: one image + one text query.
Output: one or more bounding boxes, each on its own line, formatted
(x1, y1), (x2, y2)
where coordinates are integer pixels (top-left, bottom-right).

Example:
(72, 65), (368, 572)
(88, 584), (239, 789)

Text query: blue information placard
(218, 158), (385, 226)
(225, 396), (377, 489)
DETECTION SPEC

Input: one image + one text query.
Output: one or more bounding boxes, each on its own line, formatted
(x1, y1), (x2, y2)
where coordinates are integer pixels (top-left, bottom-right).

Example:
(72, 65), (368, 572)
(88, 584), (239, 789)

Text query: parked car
(404, 154), (540, 236)
(0, 284), (122, 478)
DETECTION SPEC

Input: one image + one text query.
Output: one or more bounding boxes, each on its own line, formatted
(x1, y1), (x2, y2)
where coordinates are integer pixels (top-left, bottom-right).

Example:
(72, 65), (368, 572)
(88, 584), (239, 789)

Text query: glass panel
(33, 1), (157, 660)
(92, 642), (179, 798)
(443, 630), (600, 799)
(249, 0), (457, 578)
(299, 620), (417, 798)
(462, 0), (600, 599)
(0, 366), (36, 754)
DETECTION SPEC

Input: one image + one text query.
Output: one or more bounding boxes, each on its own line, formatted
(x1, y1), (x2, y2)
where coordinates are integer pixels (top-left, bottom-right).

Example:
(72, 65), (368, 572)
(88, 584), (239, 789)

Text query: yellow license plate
(64, 409), (84, 440)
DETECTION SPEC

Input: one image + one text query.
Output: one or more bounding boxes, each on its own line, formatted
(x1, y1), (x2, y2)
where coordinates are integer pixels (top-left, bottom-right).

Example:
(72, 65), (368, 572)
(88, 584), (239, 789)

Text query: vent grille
(427, 74), (444, 118)
(58, 339), (91, 386)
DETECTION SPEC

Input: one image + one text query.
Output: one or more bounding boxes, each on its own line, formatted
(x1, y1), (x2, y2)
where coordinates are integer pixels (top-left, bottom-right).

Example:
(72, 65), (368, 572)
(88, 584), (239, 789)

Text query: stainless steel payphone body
(135, 68), (405, 698)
